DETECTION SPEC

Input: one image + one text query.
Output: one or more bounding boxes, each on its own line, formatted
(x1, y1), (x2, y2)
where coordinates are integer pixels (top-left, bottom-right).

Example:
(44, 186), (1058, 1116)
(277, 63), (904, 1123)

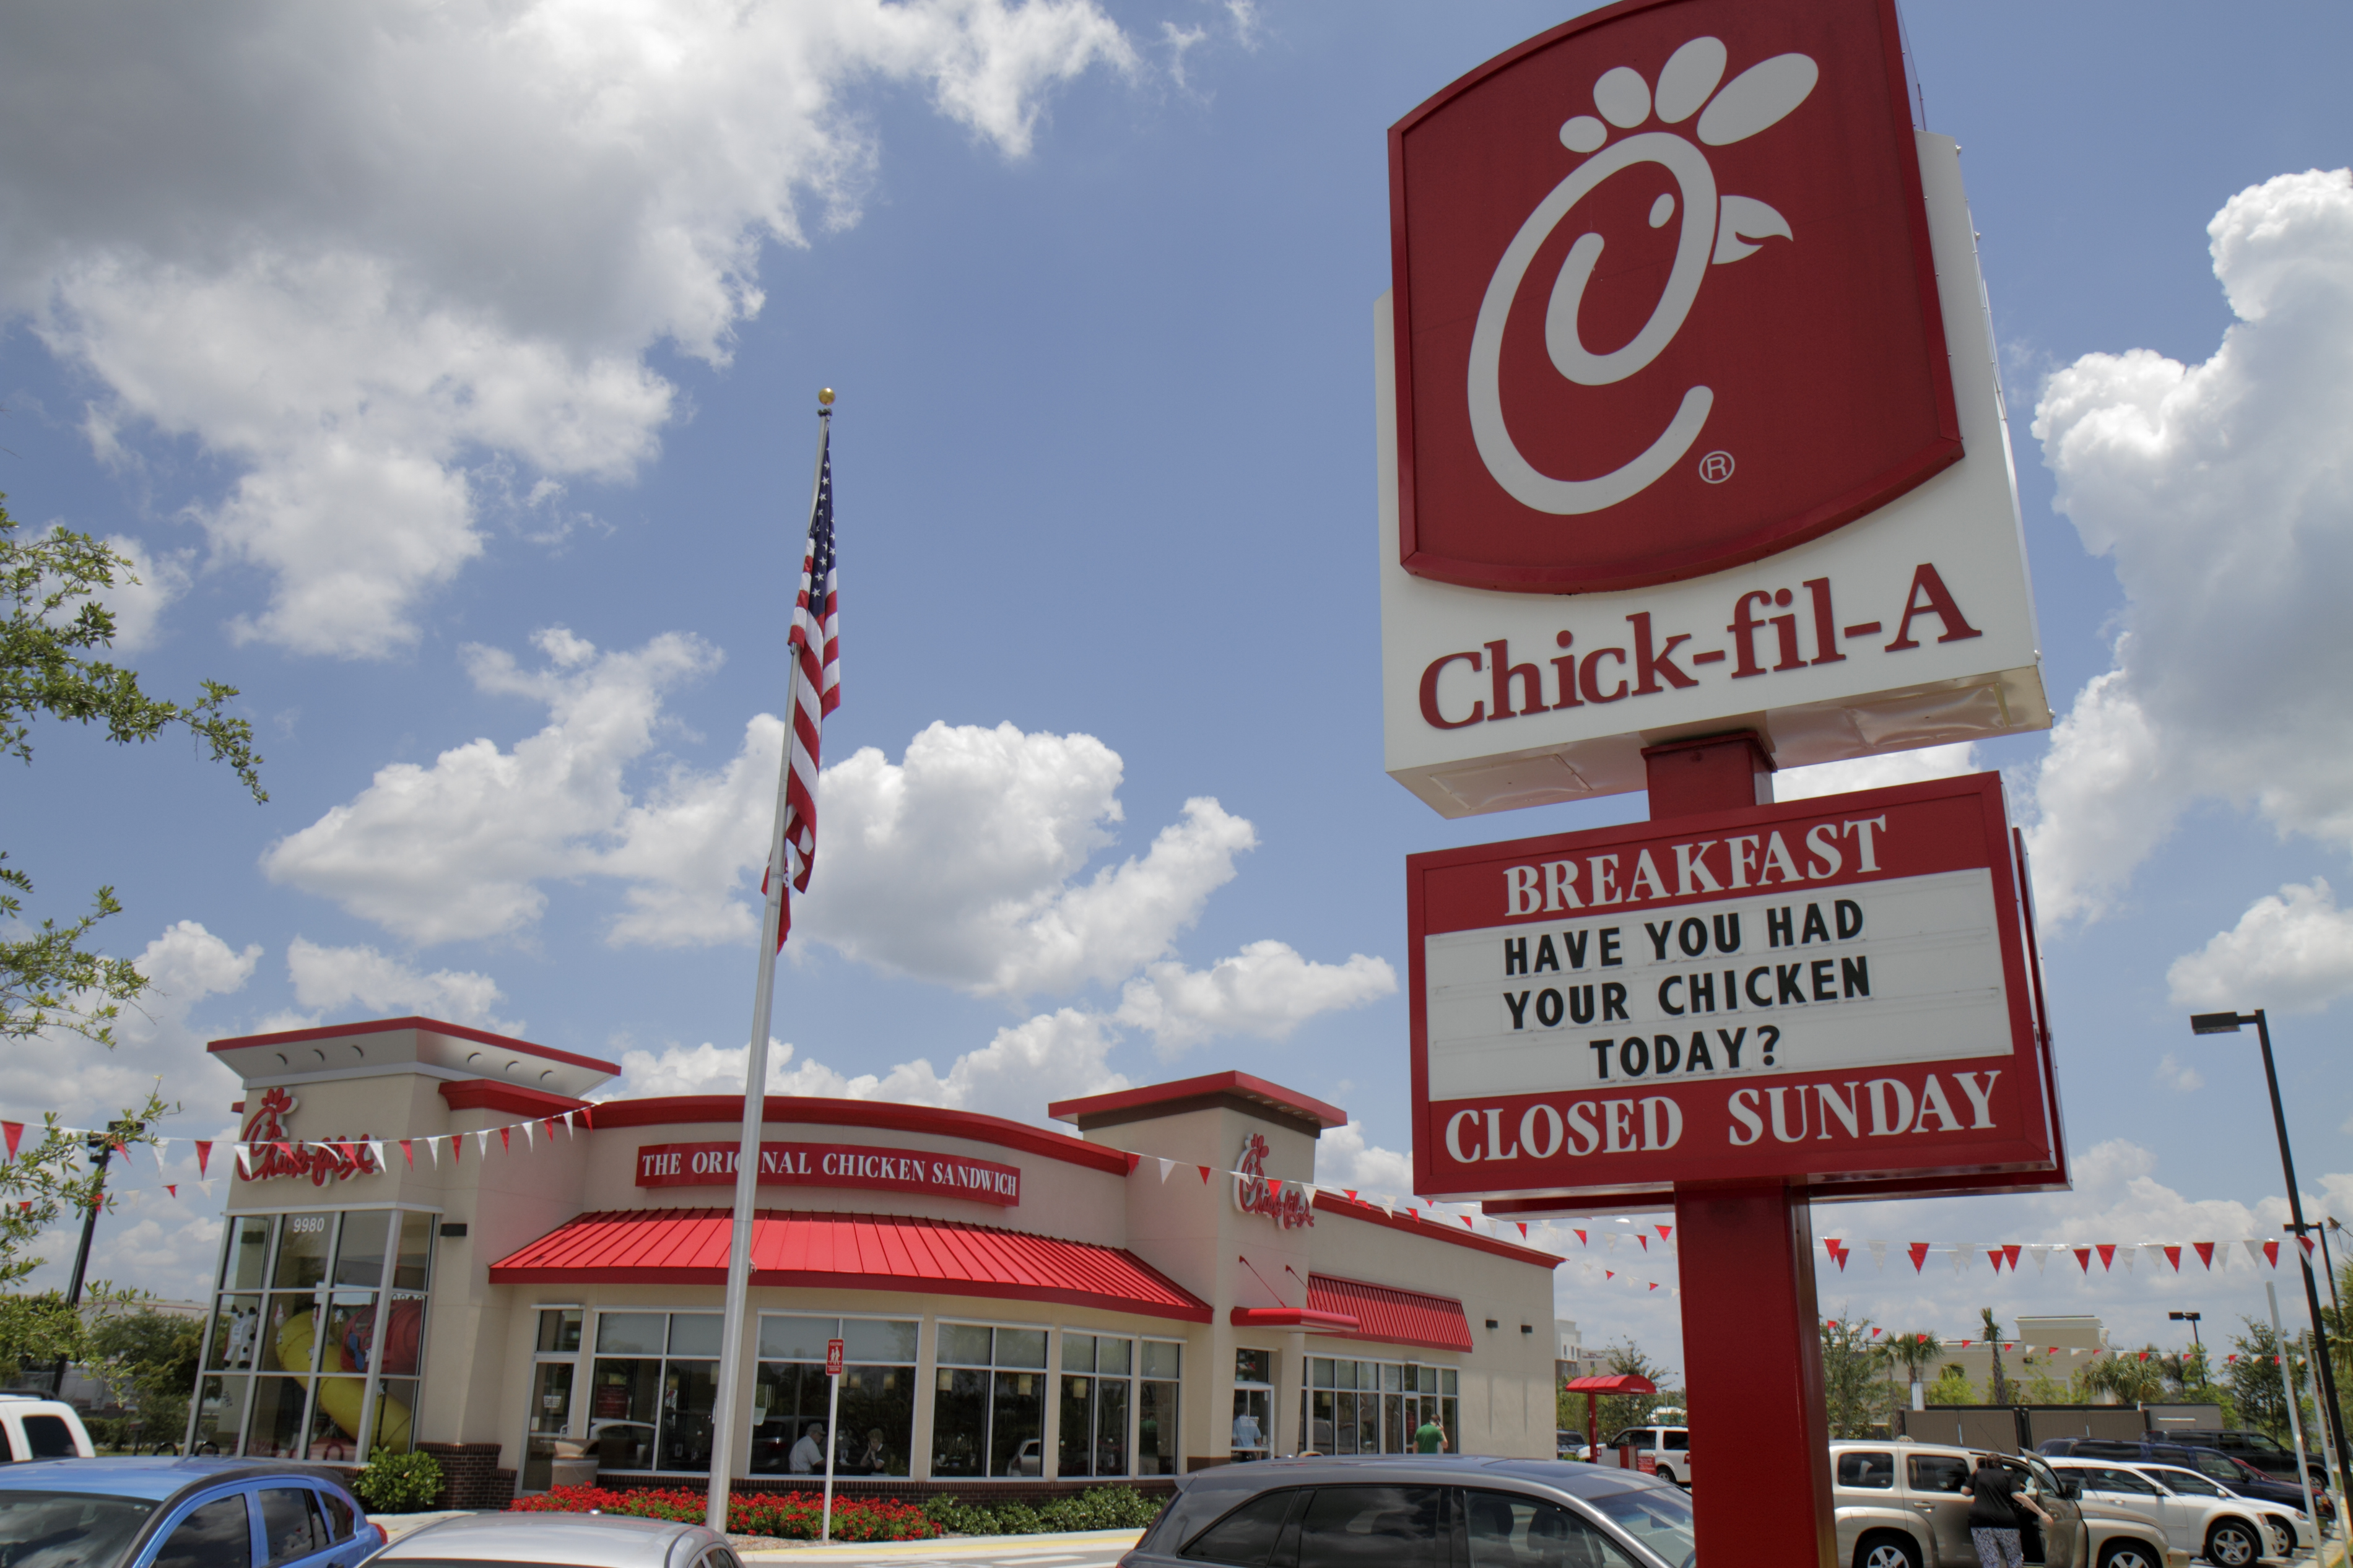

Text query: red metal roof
(1305, 1273), (1473, 1353)
(1231, 1306), (1361, 1333)
(1049, 1072), (1347, 1131)
(488, 1208), (1212, 1323)
(208, 1015), (620, 1075)
(1565, 1374), (1656, 1395)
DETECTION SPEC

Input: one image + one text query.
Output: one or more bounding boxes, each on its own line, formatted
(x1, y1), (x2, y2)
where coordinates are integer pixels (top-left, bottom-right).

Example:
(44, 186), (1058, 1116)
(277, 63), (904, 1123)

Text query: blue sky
(3, 0), (2352, 1379)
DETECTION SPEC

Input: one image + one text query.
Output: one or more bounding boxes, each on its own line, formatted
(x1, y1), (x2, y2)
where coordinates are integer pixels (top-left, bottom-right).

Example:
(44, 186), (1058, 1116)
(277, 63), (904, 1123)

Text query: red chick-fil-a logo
(238, 1086), (381, 1186)
(1232, 1133), (1314, 1231)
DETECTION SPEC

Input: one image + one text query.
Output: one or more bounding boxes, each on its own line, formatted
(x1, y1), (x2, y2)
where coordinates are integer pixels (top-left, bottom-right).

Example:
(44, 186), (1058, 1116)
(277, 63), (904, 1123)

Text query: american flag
(770, 420), (840, 948)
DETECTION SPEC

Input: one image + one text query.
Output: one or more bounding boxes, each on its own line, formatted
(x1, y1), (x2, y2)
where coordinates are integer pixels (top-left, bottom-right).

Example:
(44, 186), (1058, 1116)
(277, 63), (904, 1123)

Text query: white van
(0, 1395), (96, 1461)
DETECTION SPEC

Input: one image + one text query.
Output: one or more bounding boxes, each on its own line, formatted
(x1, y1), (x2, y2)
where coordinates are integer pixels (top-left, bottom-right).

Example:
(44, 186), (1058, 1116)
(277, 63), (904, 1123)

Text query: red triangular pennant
(2072, 1246), (2092, 1272)
(2264, 1240), (2280, 1267)
(194, 1139), (212, 1176)
(2299, 1235), (2316, 1259)
(1908, 1242), (1931, 1272)
(2002, 1244), (2022, 1270)
(1575, 1229), (1588, 1245)
(1461, 1215), (1476, 1229)
(165, 1184), (178, 1197)
(1517, 1223), (1528, 1238)
(2193, 1242), (2215, 1270)
(1, 1122), (20, 1161)
(1657, 1224), (1672, 1242)
(499, 1125), (511, 1152)
(2096, 1244), (2116, 1270)
(2162, 1245), (2181, 1271)
(1606, 1270), (1616, 1280)
(1638, 1234), (1649, 1251)
(1988, 1249), (2005, 1273)
(1198, 1166), (1211, 1184)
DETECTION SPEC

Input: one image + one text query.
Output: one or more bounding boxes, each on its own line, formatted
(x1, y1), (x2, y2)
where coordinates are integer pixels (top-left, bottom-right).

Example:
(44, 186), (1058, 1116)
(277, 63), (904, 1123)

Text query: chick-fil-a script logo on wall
(1389, 0), (1959, 594)
(238, 1086), (381, 1185)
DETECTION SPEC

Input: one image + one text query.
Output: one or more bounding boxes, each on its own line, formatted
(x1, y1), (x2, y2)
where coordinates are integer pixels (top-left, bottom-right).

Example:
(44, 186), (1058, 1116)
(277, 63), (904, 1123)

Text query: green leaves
(0, 494), (265, 1047)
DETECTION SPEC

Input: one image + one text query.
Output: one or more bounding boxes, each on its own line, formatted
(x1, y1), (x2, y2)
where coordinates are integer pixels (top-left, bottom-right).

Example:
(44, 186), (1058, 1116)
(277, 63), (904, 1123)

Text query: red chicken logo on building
(1233, 1133), (1315, 1230)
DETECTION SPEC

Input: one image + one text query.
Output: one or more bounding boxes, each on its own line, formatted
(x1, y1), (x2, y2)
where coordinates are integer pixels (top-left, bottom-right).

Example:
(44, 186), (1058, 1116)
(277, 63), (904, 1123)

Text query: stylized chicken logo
(1469, 38), (1819, 514)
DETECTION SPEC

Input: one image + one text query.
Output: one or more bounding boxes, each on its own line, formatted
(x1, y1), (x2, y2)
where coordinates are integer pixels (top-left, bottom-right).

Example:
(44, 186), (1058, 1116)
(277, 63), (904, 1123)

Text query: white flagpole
(705, 396), (833, 1533)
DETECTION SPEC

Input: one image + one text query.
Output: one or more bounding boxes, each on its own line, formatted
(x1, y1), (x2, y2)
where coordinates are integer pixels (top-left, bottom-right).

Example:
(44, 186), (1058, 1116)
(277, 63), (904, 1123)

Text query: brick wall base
(420, 1443), (516, 1510)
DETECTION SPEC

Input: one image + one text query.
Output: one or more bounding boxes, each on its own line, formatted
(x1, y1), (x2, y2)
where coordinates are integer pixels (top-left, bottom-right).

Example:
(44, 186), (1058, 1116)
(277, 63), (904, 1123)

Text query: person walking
(1414, 1413), (1449, 1454)
(1967, 1458), (2051, 1568)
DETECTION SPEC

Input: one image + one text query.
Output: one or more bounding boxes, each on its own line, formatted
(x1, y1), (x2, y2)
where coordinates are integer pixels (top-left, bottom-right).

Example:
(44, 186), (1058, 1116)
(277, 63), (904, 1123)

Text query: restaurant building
(189, 1018), (1562, 1500)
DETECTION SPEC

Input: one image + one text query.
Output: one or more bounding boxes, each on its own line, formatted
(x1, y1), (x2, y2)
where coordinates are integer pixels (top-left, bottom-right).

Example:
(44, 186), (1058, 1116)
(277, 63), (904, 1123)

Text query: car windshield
(0, 1491), (158, 1568)
(1588, 1486), (1695, 1566)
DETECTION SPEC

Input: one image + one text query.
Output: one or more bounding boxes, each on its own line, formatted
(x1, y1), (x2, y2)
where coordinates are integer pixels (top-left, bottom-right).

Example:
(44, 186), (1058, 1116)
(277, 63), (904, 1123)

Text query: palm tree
(1982, 1309), (2009, 1406)
(2079, 1348), (2168, 1406)
(1879, 1332), (1945, 1413)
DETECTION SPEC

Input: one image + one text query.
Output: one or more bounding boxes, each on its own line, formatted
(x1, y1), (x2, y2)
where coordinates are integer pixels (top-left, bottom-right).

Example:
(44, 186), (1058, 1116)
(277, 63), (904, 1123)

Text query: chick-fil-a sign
(1388, 0), (1957, 594)
(635, 1140), (1020, 1206)
(1407, 773), (2062, 1202)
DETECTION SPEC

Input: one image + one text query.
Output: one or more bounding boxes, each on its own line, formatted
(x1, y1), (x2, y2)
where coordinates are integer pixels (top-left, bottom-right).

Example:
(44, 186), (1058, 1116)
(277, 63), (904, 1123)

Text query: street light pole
(2190, 1010), (2351, 1517)
(49, 1122), (136, 1397)
(2168, 1310), (2203, 1383)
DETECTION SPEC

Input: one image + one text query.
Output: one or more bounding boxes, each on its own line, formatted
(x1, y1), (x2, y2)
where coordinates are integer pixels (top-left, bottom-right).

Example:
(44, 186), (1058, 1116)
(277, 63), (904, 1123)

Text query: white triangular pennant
(521, 1120), (534, 1150)
(1157, 1158), (1174, 1183)
(1952, 1247), (1970, 1273)
(1868, 1241), (1887, 1271)
(427, 1137), (441, 1169)
(2032, 1245), (2050, 1274)
(475, 1129), (490, 1158)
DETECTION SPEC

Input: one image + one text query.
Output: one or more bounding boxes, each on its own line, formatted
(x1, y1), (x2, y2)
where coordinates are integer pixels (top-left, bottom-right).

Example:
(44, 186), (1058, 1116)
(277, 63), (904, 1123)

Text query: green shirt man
(1414, 1418), (1448, 1454)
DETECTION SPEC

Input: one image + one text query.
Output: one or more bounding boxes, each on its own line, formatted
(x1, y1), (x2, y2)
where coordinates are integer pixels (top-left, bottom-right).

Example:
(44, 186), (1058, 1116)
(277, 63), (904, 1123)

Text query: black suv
(1123, 1455), (1694, 1568)
(2165, 1428), (2329, 1489)
(2036, 1436), (2332, 1520)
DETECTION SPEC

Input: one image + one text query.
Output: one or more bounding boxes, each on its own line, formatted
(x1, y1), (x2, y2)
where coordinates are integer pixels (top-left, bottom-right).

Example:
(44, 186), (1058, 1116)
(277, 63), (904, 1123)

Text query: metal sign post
(2267, 1284), (2323, 1540)
(821, 1337), (845, 1543)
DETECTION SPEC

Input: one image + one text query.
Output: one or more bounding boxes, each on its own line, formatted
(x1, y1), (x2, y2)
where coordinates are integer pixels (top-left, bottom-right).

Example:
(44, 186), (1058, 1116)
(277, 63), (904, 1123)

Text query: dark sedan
(1119, 1455), (1695, 1568)
(2038, 1437), (2332, 1522)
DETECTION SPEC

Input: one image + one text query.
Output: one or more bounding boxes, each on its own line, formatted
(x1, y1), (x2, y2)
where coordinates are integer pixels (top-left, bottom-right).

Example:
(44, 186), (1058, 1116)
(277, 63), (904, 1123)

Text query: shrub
(922, 1489), (1160, 1536)
(509, 1486), (941, 1542)
(354, 1449), (444, 1514)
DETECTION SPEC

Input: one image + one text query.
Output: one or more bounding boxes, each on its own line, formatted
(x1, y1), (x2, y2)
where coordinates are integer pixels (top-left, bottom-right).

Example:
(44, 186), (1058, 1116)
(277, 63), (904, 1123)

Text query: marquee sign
(1406, 773), (2062, 1203)
(634, 1140), (1021, 1207)
(1377, 0), (2050, 818)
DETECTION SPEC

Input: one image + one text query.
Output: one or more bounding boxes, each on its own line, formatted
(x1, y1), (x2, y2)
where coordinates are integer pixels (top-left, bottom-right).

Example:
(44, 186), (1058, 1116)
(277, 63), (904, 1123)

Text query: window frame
(752, 1311), (920, 1480)
(932, 1317), (1053, 1482)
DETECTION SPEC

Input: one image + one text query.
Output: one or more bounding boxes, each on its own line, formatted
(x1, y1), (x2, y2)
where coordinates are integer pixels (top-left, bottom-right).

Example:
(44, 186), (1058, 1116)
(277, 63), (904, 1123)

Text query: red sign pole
(821, 1337), (845, 1542)
(1649, 734), (1834, 1568)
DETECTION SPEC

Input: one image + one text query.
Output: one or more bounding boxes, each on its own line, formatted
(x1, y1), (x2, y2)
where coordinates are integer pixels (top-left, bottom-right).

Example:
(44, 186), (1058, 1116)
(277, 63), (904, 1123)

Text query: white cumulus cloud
(1, 0), (1136, 656)
(2026, 168), (2353, 919)
(2167, 879), (2353, 1015)
(279, 937), (518, 1033)
(1115, 940), (1394, 1052)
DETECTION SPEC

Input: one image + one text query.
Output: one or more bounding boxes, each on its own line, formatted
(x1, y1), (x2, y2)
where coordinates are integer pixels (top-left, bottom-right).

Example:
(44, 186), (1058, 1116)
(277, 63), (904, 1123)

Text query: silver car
(1121, 1455), (1696, 1568)
(370, 1512), (741, 1568)
(1830, 1441), (2185, 1568)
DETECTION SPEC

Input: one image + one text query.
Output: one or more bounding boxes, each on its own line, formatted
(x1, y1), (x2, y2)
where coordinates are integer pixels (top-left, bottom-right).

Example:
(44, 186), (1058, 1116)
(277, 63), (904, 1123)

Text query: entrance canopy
(489, 1206), (1212, 1322)
(1563, 1374), (1657, 1395)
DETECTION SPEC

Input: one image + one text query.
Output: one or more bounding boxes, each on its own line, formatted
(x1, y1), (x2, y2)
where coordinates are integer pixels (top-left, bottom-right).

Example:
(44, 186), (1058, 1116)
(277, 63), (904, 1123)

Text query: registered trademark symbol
(1697, 451), (1736, 484)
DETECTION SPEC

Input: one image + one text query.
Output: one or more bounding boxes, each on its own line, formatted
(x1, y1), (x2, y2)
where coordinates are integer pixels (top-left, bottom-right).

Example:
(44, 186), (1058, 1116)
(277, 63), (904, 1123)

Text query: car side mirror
(2058, 1479), (2082, 1500)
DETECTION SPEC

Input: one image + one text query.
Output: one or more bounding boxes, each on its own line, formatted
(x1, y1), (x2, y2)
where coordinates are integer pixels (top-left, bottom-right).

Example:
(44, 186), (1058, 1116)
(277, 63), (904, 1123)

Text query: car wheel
(1856, 1531), (1921, 1568)
(2097, 1541), (2161, 1568)
(2204, 1518), (2261, 1567)
(1655, 1466), (1678, 1487)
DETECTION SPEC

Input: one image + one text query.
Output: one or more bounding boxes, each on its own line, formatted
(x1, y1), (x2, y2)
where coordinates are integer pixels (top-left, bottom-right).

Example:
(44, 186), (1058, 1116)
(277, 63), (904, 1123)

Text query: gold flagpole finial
(817, 387), (835, 407)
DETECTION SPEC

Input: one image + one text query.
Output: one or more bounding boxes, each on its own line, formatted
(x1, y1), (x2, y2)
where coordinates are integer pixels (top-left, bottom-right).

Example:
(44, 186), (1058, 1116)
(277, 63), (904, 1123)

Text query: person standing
(1414, 1413), (1449, 1454)
(1967, 1458), (2051, 1568)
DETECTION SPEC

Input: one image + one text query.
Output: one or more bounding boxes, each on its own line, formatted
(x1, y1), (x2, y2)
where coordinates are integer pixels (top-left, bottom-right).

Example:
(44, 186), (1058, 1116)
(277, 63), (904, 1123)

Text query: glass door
(523, 1362), (576, 1491)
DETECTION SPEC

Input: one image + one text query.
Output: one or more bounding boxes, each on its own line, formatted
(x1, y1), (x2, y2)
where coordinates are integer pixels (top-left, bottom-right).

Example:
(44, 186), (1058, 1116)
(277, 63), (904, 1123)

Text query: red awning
(1305, 1273), (1472, 1353)
(1231, 1307), (1361, 1333)
(1564, 1374), (1657, 1395)
(488, 1208), (1211, 1322)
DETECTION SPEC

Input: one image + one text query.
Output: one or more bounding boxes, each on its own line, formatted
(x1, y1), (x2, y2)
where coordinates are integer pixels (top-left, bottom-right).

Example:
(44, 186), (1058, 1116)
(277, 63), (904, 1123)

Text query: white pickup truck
(1597, 1424), (1693, 1488)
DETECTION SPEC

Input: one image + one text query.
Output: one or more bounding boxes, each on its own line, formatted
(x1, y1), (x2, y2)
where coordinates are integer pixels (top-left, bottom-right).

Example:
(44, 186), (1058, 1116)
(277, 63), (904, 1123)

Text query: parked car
(2164, 1429), (2328, 1491)
(0, 1457), (379, 1568)
(1120, 1455), (1694, 1568)
(1598, 1425), (1693, 1487)
(1829, 1440), (2185, 1568)
(1556, 1431), (1591, 1462)
(2045, 1458), (2299, 1566)
(2037, 1438), (2331, 1525)
(372, 1510), (741, 1568)
(0, 1396), (95, 1462)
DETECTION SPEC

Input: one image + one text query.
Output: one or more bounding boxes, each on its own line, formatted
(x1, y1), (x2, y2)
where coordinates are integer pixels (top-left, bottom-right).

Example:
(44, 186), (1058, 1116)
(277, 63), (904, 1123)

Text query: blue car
(0, 1458), (383, 1568)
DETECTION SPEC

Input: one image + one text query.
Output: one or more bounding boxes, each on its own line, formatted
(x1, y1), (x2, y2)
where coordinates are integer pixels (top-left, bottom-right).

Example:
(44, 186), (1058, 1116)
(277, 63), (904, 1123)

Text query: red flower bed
(508, 1484), (944, 1542)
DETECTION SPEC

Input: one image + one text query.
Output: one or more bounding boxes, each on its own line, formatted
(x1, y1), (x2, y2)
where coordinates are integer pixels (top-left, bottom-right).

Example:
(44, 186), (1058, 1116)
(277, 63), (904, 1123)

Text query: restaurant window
(588, 1310), (720, 1474)
(1232, 1348), (1273, 1462)
(190, 1209), (435, 1462)
(1137, 1339), (1181, 1476)
(933, 1322), (1047, 1479)
(520, 1307), (583, 1493)
(1303, 1358), (1456, 1456)
(1059, 1333), (1133, 1478)
(752, 1314), (917, 1478)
